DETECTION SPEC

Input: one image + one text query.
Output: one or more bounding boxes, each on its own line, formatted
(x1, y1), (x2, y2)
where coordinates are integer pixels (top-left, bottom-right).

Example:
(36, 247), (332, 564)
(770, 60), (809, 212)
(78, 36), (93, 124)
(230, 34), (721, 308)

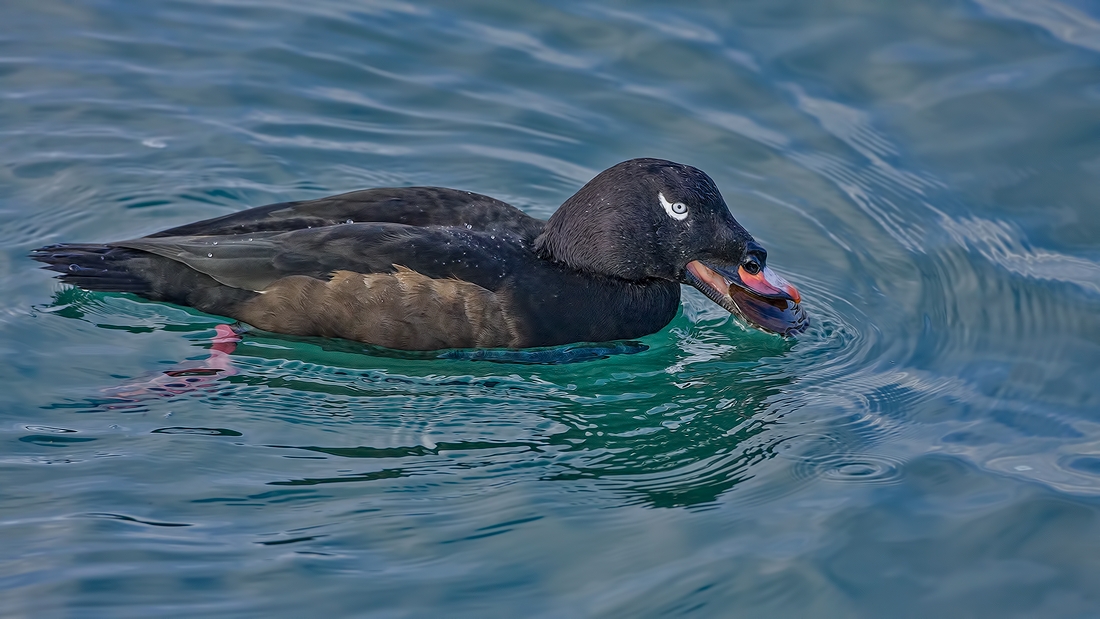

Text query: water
(3, 0), (1100, 616)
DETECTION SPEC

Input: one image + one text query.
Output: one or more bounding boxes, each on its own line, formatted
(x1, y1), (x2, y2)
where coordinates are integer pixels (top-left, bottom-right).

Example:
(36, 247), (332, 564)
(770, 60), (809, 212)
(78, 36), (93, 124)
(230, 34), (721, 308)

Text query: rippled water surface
(4, 0), (1100, 616)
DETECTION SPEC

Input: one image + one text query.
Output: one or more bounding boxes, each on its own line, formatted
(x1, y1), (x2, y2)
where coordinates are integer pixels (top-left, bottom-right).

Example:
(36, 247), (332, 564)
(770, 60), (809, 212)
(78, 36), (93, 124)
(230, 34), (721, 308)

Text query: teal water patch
(435, 341), (649, 363)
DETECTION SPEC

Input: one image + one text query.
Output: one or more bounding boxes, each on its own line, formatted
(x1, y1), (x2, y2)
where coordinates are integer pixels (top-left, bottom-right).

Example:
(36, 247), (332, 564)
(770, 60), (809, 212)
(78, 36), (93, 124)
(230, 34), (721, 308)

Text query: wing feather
(113, 223), (531, 294)
(145, 187), (544, 240)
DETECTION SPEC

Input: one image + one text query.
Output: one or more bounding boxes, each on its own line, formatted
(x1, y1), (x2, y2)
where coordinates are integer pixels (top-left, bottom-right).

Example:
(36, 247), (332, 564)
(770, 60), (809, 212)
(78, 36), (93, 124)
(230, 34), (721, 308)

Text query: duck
(32, 158), (807, 350)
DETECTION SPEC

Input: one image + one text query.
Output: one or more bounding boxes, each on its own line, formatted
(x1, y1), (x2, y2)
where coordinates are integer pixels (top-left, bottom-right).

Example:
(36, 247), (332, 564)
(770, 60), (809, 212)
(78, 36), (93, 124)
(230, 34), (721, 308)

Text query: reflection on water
(38, 287), (883, 511)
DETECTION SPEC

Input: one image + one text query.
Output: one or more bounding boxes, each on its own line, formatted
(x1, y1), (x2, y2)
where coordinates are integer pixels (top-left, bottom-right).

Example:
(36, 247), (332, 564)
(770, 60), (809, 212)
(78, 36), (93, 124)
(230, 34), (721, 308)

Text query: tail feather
(31, 243), (155, 294)
(30, 242), (258, 315)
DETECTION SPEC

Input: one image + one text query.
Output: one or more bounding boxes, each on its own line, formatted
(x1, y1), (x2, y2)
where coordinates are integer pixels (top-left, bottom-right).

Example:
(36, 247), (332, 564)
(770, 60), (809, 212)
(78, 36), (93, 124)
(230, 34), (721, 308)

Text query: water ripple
(5, 0), (1100, 613)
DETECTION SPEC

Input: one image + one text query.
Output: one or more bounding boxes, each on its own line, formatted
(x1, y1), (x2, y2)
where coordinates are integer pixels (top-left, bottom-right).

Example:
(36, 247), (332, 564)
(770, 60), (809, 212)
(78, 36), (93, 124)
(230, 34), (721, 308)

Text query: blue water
(4, 0), (1100, 616)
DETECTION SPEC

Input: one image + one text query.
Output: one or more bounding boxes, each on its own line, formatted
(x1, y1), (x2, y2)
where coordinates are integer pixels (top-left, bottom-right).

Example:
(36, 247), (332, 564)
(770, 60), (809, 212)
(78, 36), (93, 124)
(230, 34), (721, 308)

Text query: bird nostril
(743, 259), (761, 275)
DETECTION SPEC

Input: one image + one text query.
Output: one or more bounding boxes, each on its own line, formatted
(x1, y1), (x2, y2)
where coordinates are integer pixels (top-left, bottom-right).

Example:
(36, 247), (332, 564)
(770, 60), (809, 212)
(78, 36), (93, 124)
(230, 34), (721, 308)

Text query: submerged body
(33, 159), (806, 349)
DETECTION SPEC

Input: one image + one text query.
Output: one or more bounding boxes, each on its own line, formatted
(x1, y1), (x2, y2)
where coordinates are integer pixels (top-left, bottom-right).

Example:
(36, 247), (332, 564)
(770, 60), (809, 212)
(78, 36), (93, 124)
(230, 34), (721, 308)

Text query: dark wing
(146, 187), (545, 240)
(109, 223), (548, 349)
(112, 223), (532, 293)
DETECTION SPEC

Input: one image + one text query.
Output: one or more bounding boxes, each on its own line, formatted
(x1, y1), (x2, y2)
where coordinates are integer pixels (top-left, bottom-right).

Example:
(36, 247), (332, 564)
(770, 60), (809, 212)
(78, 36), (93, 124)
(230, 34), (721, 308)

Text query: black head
(534, 158), (806, 335)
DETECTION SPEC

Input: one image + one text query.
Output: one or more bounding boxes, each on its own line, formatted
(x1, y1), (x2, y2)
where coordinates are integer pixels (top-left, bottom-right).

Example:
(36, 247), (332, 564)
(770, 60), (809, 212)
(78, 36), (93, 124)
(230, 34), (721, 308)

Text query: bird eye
(743, 258), (761, 275)
(658, 192), (689, 221)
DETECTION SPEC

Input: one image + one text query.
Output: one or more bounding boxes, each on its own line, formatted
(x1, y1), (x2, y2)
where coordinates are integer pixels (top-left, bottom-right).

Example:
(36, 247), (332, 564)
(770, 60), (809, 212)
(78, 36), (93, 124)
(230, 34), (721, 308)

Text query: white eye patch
(659, 192), (688, 221)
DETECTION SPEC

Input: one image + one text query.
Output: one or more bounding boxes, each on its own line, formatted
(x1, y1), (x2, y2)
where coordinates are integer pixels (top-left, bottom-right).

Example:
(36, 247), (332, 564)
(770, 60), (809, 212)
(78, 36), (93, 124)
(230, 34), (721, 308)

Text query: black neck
(533, 189), (664, 281)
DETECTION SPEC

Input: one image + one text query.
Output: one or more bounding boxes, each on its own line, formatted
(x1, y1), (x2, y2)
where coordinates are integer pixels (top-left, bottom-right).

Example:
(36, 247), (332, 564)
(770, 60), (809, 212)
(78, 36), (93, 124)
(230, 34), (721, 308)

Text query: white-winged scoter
(33, 158), (807, 350)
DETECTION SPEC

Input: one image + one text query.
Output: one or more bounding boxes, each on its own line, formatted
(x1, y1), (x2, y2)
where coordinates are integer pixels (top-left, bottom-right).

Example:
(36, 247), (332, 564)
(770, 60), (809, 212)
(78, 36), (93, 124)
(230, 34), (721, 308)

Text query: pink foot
(104, 324), (241, 401)
(209, 323), (241, 356)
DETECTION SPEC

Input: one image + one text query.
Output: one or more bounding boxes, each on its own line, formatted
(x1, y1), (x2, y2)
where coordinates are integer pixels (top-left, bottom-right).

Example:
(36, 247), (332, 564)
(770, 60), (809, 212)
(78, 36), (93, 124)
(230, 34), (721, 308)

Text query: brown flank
(237, 266), (521, 350)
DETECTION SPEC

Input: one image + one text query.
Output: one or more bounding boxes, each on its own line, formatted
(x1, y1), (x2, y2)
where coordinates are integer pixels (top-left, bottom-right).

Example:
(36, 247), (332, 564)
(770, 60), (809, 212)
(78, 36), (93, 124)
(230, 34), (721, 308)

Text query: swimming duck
(32, 158), (807, 350)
